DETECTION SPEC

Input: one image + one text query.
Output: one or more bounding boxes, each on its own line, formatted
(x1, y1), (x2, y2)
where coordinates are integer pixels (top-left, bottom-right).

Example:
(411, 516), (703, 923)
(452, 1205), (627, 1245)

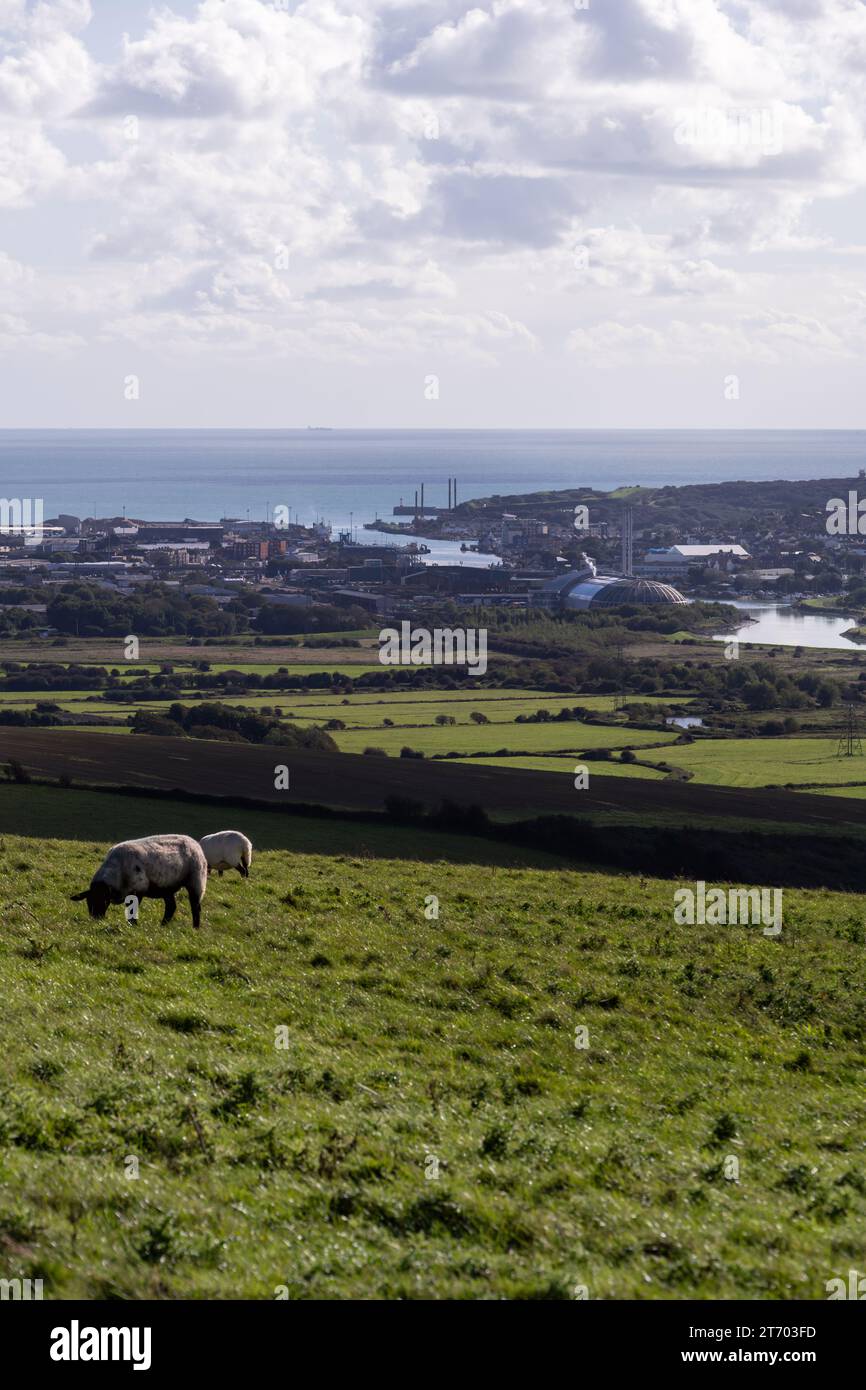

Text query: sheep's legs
(238, 864), (249, 878)
(161, 893), (177, 925)
(188, 887), (202, 929)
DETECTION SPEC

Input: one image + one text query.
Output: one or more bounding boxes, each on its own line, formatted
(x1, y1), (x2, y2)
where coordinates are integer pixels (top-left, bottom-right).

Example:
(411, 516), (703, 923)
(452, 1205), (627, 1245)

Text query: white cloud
(566, 308), (856, 366)
(108, 299), (538, 365)
(565, 226), (742, 296)
(1, 0), (866, 411)
(89, 0), (366, 118)
(0, 0), (95, 116)
(0, 310), (83, 353)
(0, 124), (65, 205)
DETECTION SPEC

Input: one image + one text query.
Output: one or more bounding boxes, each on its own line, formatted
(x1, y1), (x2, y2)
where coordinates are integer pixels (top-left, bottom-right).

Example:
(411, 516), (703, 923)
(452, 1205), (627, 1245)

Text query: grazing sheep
(200, 830), (253, 879)
(70, 834), (208, 928)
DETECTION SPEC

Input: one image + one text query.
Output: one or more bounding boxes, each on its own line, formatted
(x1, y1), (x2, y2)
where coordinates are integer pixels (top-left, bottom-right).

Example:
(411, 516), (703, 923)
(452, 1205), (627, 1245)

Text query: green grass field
(1, 828), (863, 1299)
(0, 693), (641, 723)
(453, 756), (667, 780)
(332, 723), (678, 758)
(668, 738), (866, 789)
(0, 689), (690, 716)
(272, 697), (660, 730)
(805, 784), (866, 800)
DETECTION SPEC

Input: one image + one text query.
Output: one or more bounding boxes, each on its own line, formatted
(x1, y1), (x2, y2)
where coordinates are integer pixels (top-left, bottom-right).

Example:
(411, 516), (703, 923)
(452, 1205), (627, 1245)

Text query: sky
(1, 0), (866, 428)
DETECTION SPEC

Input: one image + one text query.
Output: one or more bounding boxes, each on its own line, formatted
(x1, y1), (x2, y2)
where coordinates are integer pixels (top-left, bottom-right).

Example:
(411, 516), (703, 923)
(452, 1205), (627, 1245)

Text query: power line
(836, 703), (863, 757)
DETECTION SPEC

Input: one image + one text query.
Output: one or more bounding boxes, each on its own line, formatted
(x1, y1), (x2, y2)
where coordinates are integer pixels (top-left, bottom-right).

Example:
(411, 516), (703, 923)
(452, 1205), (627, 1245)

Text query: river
(713, 601), (861, 650)
(360, 527), (501, 568)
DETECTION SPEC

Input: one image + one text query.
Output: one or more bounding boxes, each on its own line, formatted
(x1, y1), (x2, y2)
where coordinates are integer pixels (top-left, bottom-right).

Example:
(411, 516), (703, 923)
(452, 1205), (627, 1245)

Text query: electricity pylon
(837, 703), (863, 757)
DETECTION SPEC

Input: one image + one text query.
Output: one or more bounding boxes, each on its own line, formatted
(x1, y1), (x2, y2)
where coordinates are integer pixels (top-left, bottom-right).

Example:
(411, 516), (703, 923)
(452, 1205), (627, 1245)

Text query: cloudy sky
(1, 0), (865, 427)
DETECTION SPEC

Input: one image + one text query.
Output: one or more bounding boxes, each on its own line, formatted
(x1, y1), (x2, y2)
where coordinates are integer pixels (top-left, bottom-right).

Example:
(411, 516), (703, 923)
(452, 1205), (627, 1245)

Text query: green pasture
(1, 829), (863, 1299)
(332, 722), (679, 758)
(668, 738), (866, 789)
(452, 756), (667, 780)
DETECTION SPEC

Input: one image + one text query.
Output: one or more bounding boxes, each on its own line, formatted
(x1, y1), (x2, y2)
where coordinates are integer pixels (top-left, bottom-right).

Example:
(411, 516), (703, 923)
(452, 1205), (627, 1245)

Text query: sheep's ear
(70, 890), (88, 901)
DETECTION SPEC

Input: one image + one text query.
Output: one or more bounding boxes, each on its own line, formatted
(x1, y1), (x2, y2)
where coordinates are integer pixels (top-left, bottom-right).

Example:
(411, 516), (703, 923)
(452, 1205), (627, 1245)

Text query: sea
(0, 429), (864, 534)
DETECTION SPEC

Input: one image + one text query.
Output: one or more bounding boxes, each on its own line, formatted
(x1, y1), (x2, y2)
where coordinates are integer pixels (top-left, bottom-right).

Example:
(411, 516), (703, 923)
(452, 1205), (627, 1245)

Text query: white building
(635, 544), (750, 579)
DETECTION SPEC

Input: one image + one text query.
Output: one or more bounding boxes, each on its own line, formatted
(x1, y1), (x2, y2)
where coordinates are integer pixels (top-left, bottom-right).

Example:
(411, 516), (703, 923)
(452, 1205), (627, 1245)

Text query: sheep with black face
(70, 834), (208, 928)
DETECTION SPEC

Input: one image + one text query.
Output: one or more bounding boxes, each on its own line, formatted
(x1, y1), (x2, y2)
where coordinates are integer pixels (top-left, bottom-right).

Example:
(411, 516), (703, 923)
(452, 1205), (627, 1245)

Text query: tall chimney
(621, 505), (634, 577)
(421, 483), (424, 512)
(448, 478), (452, 510)
(453, 477), (458, 508)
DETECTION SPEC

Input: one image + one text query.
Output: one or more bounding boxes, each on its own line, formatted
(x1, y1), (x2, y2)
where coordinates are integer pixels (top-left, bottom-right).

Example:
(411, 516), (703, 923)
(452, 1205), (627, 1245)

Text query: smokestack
(621, 505), (634, 577)
(414, 489), (418, 518)
(448, 478), (452, 510)
(454, 477), (458, 507)
(421, 483), (424, 512)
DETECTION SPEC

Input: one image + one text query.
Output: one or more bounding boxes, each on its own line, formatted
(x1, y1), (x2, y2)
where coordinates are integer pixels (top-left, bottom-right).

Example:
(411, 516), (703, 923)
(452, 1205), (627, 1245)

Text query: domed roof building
(540, 561), (687, 612)
(564, 575), (688, 610)
(539, 509), (687, 610)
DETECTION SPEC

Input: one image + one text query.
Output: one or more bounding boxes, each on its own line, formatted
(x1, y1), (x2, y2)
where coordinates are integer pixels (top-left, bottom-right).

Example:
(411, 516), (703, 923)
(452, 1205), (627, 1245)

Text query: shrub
(130, 713), (185, 738)
(428, 801), (490, 833)
(384, 795), (425, 821)
(188, 725), (248, 743)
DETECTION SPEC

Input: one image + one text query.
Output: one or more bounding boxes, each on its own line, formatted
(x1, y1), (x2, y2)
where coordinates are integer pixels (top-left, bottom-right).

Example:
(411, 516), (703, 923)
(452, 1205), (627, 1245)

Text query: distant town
(2, 469), (866, 638)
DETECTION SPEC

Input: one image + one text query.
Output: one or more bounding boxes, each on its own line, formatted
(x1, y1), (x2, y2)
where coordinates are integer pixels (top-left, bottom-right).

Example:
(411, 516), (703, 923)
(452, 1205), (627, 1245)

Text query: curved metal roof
(590, 577), (688, 607)
(560, 575), (688, 610)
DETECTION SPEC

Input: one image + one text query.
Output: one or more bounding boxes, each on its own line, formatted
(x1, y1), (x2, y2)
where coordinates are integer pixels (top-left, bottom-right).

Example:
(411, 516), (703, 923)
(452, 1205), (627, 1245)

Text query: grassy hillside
(1, 833), (863, 1300)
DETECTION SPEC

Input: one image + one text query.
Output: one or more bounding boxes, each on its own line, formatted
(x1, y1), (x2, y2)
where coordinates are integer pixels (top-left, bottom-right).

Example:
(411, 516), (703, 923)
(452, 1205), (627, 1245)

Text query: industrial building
(540, 569), (688, 611)
(634, 544), (750, 580)
(539, 506), (688, 610)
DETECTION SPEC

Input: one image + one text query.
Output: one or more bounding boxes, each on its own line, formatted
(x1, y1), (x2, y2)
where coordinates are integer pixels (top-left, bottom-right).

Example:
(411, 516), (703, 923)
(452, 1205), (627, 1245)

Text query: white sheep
(70, 834), (208, 928)
(199, 830), (253, 879)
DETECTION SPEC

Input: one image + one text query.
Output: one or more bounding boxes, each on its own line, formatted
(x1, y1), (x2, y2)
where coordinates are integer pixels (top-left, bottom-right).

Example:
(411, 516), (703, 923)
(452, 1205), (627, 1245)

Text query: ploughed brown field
(0, 727), (863, 830)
